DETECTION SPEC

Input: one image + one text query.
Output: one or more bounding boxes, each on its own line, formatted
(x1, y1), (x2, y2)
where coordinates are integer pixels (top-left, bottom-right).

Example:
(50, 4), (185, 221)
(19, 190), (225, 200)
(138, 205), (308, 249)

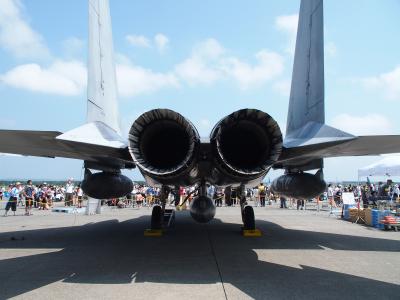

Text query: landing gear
(151, 205), (163, 230)
(150, 185), (169, 230)
(242, 206), (255, 230)
(239, 183), (260, 236)
(148, 186), (175, 233)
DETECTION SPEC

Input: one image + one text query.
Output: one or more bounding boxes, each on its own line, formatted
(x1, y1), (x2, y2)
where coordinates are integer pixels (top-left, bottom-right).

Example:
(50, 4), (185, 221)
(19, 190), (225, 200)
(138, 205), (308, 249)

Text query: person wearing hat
(4, 182), (21, 216)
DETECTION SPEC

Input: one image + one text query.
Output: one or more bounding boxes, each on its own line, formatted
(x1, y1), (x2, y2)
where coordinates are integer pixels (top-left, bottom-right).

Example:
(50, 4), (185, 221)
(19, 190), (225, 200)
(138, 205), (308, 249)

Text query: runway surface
(0, 204), (399, 299)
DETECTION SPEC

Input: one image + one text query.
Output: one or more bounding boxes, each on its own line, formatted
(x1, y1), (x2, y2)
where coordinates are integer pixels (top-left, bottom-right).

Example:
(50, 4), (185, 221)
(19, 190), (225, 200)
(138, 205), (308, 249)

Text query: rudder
(87, 0), (121, 134)
(286, 0), (324, 137)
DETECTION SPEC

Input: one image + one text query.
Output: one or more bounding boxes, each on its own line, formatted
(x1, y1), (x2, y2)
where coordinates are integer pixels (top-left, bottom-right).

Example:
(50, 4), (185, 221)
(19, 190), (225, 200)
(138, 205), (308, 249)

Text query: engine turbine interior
(210, 109), (283, 182)
(128, 109), (200, 185)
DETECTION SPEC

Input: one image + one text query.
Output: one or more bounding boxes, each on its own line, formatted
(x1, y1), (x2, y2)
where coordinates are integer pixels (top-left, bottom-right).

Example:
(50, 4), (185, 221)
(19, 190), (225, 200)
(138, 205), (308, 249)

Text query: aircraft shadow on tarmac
(0, 213), (399, 299)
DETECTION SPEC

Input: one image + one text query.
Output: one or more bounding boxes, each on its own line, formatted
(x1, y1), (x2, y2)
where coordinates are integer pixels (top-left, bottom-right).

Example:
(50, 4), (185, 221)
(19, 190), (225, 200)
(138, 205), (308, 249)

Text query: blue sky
(0, 0), (399, 181)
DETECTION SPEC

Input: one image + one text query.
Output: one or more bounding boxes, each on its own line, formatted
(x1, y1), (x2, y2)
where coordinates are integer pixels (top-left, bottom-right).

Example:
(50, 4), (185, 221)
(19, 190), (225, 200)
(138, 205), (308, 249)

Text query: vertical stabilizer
(286, 0), (324, 137)
(87, 0), (120, 134)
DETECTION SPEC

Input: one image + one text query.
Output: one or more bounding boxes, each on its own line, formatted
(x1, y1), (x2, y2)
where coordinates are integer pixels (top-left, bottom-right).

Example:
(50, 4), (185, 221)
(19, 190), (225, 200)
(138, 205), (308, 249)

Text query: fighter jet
(1, 0), (399, 230)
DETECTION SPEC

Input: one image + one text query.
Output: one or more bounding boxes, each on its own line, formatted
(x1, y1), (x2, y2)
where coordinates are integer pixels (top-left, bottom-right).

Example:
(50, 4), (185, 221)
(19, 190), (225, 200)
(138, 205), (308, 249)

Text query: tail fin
(286, 0), (324, 137)
(87, 0), (121, 134)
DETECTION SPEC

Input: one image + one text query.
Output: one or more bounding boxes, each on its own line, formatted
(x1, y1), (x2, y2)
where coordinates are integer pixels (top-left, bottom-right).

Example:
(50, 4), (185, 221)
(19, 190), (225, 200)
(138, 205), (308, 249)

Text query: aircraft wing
(0, 129), (133, 167)
(275, 135), (400, 170)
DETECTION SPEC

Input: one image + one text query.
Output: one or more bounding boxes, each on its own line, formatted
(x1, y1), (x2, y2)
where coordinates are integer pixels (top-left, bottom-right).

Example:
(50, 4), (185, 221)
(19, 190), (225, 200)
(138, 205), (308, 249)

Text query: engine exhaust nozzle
(129, 109), (200, 178)
(210, 109), (282, 178)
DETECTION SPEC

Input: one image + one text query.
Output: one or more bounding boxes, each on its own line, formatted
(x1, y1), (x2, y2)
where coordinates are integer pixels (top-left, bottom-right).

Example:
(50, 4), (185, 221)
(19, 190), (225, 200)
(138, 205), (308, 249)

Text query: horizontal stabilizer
(284, 122), (355, 148)
(0, 129), (132, 166)
(276, 135), (400, 170)
(56, 121), (127, 148)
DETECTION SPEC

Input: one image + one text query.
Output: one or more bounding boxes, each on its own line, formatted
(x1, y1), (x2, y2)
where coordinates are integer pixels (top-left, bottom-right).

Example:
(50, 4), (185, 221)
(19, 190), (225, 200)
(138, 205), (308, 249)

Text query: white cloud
(174, 38), (225, 86)
(1, 58), (180, 98)
(62, 37), (84, 58)
(2, 31), (284, 98)
(275, 14), (298, 55)
(125, 33), (170, 53)
(330, 113), (394, 135)
(126, 34), (151, 48)
(325, 42), (337, 57)
(193, 38), (225, 59)
(0, 60), (86, 96)
(357, 66), (400, 101)
(154, 33), (169, 53)
(175, 56), (222, 86)
(175, 38), (284, 88)
(0, 2), (87, 96)
(116, 63), (179, 97)
(114, 52), (132, 65)
(273, 79), (291, 97)
(223, 50), (284, 90)
(0, 0), (50, 59)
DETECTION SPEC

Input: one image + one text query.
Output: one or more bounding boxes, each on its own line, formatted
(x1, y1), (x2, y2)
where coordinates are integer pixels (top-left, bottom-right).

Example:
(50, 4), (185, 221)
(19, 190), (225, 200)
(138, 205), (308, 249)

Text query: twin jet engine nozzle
(128, 108), (283, 187)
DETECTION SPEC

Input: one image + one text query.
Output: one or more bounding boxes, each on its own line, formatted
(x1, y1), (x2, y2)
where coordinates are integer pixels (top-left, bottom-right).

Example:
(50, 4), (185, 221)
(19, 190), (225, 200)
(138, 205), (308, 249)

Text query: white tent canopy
(358, 155), (400, 177)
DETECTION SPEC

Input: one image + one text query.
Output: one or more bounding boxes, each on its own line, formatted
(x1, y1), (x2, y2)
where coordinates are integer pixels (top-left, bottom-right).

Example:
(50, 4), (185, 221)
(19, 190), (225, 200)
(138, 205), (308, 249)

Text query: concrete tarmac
(0, 204), (399, 300)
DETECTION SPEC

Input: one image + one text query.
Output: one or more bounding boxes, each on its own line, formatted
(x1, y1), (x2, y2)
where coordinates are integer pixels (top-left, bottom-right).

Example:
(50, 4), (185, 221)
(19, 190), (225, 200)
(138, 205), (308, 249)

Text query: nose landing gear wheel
(243, 206), (255, 230)
(151, 205), (163, 230)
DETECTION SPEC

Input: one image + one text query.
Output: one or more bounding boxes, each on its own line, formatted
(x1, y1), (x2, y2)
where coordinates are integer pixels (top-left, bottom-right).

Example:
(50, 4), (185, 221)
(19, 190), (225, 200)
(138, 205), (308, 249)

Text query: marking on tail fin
(286, 0), (324, 138)
(87, 0), (121, 134)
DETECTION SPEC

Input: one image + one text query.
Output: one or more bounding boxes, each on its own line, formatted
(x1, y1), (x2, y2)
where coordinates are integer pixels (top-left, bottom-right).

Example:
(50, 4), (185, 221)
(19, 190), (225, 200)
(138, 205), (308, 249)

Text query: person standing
(252, 187), (259, 207)
(4, 182), (21, 216)
(173, 186), (180, 207)
(296, 199), (304, 210)
(208, 185), (216, 205)
(280, 195), (288, 208)
(214, 188), (223, 207)
(258, 183), (266, 207)
(24, 180), (35, 216)
(76, 185), (83, 208)
(17, 183), (25, 207)
(65, 179), (74, 207)
(179, 186), (186, 206)
(224, 186), (232, 206)
(391, 184), (399, 202)
(46, 187), (54, 209)
(231, 188), (237, 206)
(327, 184), (336, 208)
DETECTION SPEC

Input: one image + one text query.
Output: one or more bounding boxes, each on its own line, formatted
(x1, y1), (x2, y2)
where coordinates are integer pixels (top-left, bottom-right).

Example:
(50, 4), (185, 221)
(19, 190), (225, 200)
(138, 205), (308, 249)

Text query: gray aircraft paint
(0, 0), (400, 185)
(87, 0), (121, 135)
(286, 0), (324, 137)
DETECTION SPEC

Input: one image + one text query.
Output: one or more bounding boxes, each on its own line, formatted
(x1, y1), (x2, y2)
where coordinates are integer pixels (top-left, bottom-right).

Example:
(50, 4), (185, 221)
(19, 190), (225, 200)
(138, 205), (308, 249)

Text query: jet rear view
(1, 0), (400, 232)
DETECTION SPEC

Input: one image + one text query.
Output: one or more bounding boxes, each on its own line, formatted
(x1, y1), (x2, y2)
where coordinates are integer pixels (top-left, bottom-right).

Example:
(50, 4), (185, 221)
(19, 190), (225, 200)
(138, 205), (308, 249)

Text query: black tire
(151, 206), (163, 229)
(243, 206), (255, 230)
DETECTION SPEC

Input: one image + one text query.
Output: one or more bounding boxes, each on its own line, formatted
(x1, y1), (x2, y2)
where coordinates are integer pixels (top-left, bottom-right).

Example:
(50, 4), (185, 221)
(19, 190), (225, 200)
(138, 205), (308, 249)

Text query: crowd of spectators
(326, 180), (400, 209)
(2, 178), (399, 216)
(1, 179), (83, 216)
